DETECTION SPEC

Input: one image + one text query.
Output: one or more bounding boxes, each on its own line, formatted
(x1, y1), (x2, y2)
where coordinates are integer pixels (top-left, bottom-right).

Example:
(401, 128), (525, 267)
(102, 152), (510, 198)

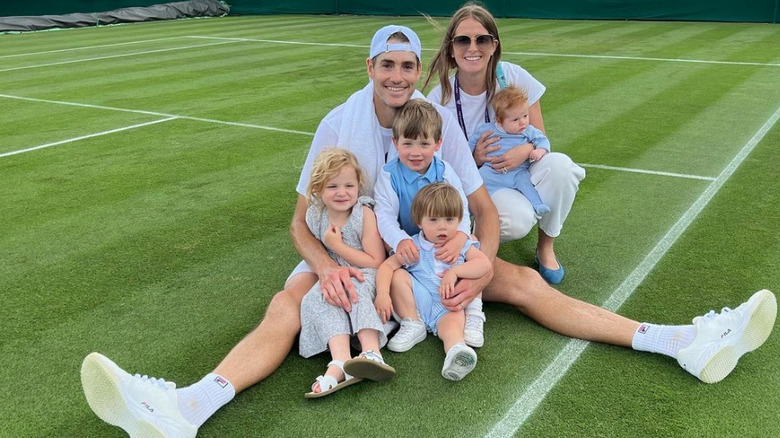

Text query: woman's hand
(491, 143), (533, 172)
(472, 130), (501, 167)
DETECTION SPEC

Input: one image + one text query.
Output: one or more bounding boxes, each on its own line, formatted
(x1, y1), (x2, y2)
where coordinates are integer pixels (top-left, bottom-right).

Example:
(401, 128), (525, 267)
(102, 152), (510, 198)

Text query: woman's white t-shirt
(427, 62), (545, 140)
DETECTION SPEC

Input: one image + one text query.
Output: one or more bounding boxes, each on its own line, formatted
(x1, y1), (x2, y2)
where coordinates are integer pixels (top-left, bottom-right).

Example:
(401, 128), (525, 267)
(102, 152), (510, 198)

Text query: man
(80, 25), (777, 438)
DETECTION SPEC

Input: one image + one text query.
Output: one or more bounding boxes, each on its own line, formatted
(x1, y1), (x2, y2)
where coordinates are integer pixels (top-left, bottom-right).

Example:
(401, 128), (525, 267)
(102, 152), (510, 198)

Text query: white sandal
(305, 360), (362, 399)
(343, 350), (396, 382)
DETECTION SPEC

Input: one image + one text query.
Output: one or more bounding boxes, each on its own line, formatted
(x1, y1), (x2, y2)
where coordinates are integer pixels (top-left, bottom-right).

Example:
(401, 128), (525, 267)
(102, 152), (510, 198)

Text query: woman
(424, 2), (585, 284)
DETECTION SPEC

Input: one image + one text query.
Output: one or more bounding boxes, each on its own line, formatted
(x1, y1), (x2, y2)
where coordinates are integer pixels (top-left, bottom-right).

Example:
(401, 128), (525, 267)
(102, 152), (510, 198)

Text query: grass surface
(1, 14), (779, 438)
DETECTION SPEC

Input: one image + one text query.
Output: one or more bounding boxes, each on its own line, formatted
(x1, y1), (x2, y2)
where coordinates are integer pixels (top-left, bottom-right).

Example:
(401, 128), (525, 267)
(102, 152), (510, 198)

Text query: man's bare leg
(483, 257), (638, 347)
(213, 272), (316, 392)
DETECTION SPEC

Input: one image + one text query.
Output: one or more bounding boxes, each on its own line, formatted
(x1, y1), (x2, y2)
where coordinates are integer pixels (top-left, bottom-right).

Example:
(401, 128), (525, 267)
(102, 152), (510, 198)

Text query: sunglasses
(451, 34), (495, 50)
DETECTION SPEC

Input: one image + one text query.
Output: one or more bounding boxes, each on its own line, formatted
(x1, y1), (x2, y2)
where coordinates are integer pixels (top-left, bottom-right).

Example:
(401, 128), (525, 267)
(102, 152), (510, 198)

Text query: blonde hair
(392, 99), (443, 142)
(306, 148), (366, 205)
(423, 2), (501, 105)
(411, 182), (463, 224)
(491, 86), (528, 123)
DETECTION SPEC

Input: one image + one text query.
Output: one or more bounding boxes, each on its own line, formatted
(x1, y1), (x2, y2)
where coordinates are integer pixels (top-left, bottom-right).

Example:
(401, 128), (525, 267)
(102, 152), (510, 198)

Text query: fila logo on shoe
(141, 401), (155, 413)
(720, 328), (732, 339)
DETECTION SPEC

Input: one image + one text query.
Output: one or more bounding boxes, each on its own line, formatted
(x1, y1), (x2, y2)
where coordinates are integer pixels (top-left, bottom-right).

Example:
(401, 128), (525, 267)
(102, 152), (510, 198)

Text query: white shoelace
(695, 307), (732, 324)
(394, 322), (422, 342)
(134, 374), (174, 390)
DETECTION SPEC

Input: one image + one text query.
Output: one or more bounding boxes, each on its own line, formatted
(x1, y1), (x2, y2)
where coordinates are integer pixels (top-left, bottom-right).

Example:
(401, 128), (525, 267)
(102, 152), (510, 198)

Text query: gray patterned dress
(298, 196), (388, 358)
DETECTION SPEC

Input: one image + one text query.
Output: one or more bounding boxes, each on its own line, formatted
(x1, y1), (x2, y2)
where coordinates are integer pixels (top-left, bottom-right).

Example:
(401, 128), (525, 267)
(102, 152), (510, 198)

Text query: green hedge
(2, 0), (778, 23)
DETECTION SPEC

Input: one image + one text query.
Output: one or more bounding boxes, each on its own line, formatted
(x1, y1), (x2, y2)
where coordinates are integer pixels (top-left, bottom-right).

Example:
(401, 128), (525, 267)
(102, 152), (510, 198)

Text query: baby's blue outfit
(469, 122), (551, 215)
(406, 233), (479, 334)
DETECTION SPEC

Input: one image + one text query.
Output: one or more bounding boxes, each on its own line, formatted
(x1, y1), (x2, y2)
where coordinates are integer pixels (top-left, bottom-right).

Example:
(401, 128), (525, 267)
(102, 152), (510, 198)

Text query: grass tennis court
(1, 14), (779, 437)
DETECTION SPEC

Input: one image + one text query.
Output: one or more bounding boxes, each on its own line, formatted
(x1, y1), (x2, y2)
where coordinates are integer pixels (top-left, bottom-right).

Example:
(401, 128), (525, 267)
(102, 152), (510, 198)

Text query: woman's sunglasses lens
(453, 36), (471, 46)
(476, 35), (493, 46)
(452, 35), (493, 48)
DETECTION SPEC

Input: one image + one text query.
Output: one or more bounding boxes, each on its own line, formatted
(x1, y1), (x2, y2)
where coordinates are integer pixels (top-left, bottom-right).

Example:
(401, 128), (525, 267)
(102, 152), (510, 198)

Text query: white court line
(0, 40), (243, 73)
(578, 163), (715, 181)
(188, 35), (780, 67)
(0, 117), (178, 158)
(0, 37), (182, 60)
(0, 94), (314, 136)
(0, 94), (731, 181)
(186, 35), (366, 50)
(502, 50), (780, 67)
(485, 102), (780, 438)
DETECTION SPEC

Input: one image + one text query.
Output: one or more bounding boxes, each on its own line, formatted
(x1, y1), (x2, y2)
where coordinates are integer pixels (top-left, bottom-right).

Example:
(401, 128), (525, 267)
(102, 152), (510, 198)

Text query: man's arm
(468, 186), (499, 262)
(290, 194), (361, 311)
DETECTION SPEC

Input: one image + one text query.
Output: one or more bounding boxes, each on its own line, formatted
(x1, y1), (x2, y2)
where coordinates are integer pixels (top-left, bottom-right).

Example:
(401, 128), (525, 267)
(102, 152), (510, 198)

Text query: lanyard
(454, 75), (490, 141)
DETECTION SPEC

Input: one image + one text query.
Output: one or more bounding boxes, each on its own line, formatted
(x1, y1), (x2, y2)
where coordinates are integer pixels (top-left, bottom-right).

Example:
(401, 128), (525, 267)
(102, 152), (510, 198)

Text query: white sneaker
(441, 342), (478, 381)
(464, 311), (486, 348)
(387, 317), (427, 352)
(80, 352), (197, 438)
(677, 289), (777, 384)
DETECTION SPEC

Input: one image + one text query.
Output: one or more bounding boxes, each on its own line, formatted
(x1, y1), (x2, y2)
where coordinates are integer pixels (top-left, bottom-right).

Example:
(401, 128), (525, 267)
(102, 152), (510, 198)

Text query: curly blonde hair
(306, 148), (366, 205)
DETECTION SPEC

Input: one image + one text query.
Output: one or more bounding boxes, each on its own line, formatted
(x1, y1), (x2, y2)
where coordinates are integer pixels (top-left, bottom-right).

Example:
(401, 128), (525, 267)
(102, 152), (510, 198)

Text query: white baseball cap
(369, 25), (422, 60)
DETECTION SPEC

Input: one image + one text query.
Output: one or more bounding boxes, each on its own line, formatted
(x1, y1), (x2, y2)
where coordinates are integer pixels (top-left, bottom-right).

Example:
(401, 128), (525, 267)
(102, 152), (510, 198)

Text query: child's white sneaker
(464, 311), (486, 348)
(81, 352), (197, 438)
(441, 342), (478, 381)
(387, 317), (427, 352)
(677, 289), (776, 383)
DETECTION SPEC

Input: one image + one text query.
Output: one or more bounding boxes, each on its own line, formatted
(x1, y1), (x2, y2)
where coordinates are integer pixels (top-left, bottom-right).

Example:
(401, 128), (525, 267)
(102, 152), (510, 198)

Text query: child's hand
(435, 232), (467, 264)
(374, 293), (394, 324)
(439, 269), (458, 299)
(395, 239), (419, 266)
(323, 224), (342, 249)
(529, 148), (547, 162)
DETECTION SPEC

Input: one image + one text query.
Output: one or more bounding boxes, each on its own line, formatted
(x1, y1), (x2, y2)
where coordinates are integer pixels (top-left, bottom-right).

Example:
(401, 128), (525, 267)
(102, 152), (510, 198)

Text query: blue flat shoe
(535, 252), (564, 284)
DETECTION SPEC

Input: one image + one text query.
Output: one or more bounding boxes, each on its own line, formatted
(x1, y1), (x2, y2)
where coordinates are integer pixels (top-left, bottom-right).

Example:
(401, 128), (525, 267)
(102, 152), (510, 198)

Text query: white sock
(177, 373), (236, 427)
(465, 297), (484, 317)
(631, 323), (696, 358)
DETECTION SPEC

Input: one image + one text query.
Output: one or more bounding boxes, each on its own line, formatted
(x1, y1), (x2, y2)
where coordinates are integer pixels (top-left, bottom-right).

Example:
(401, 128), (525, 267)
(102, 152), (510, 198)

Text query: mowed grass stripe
(0, 99), (160, 153)
(487, 100), (780, 438)
(1, 122), (299, 261)
(556, 62), (765, 174)
(521, 124), (780, 438)
(1, 16), (778, 438)
(0, 228), (298, 437)
(1, 124), (302, 342)
(0, 116), (176, 158)
(3, 40), (366, 129)
(0, 36), (185, 60)
(0, 38), (245, 73)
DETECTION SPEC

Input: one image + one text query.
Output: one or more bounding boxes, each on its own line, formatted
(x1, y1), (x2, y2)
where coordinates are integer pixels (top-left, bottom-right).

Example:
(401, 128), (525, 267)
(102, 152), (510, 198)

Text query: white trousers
(491, 152), (585, 242)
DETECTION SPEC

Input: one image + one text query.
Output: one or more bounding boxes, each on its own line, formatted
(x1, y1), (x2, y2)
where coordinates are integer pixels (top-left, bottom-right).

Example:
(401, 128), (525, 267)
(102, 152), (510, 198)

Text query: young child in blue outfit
(374, 99), (487, 351)
(378, 182), (492, 380)
(469, 86), (551, 216)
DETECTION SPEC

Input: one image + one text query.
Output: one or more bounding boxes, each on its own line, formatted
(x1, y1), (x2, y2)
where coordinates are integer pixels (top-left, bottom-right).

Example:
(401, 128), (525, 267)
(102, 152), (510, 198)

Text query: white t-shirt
(296, 98), (483, 198)
(427, 62), (546, 140)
